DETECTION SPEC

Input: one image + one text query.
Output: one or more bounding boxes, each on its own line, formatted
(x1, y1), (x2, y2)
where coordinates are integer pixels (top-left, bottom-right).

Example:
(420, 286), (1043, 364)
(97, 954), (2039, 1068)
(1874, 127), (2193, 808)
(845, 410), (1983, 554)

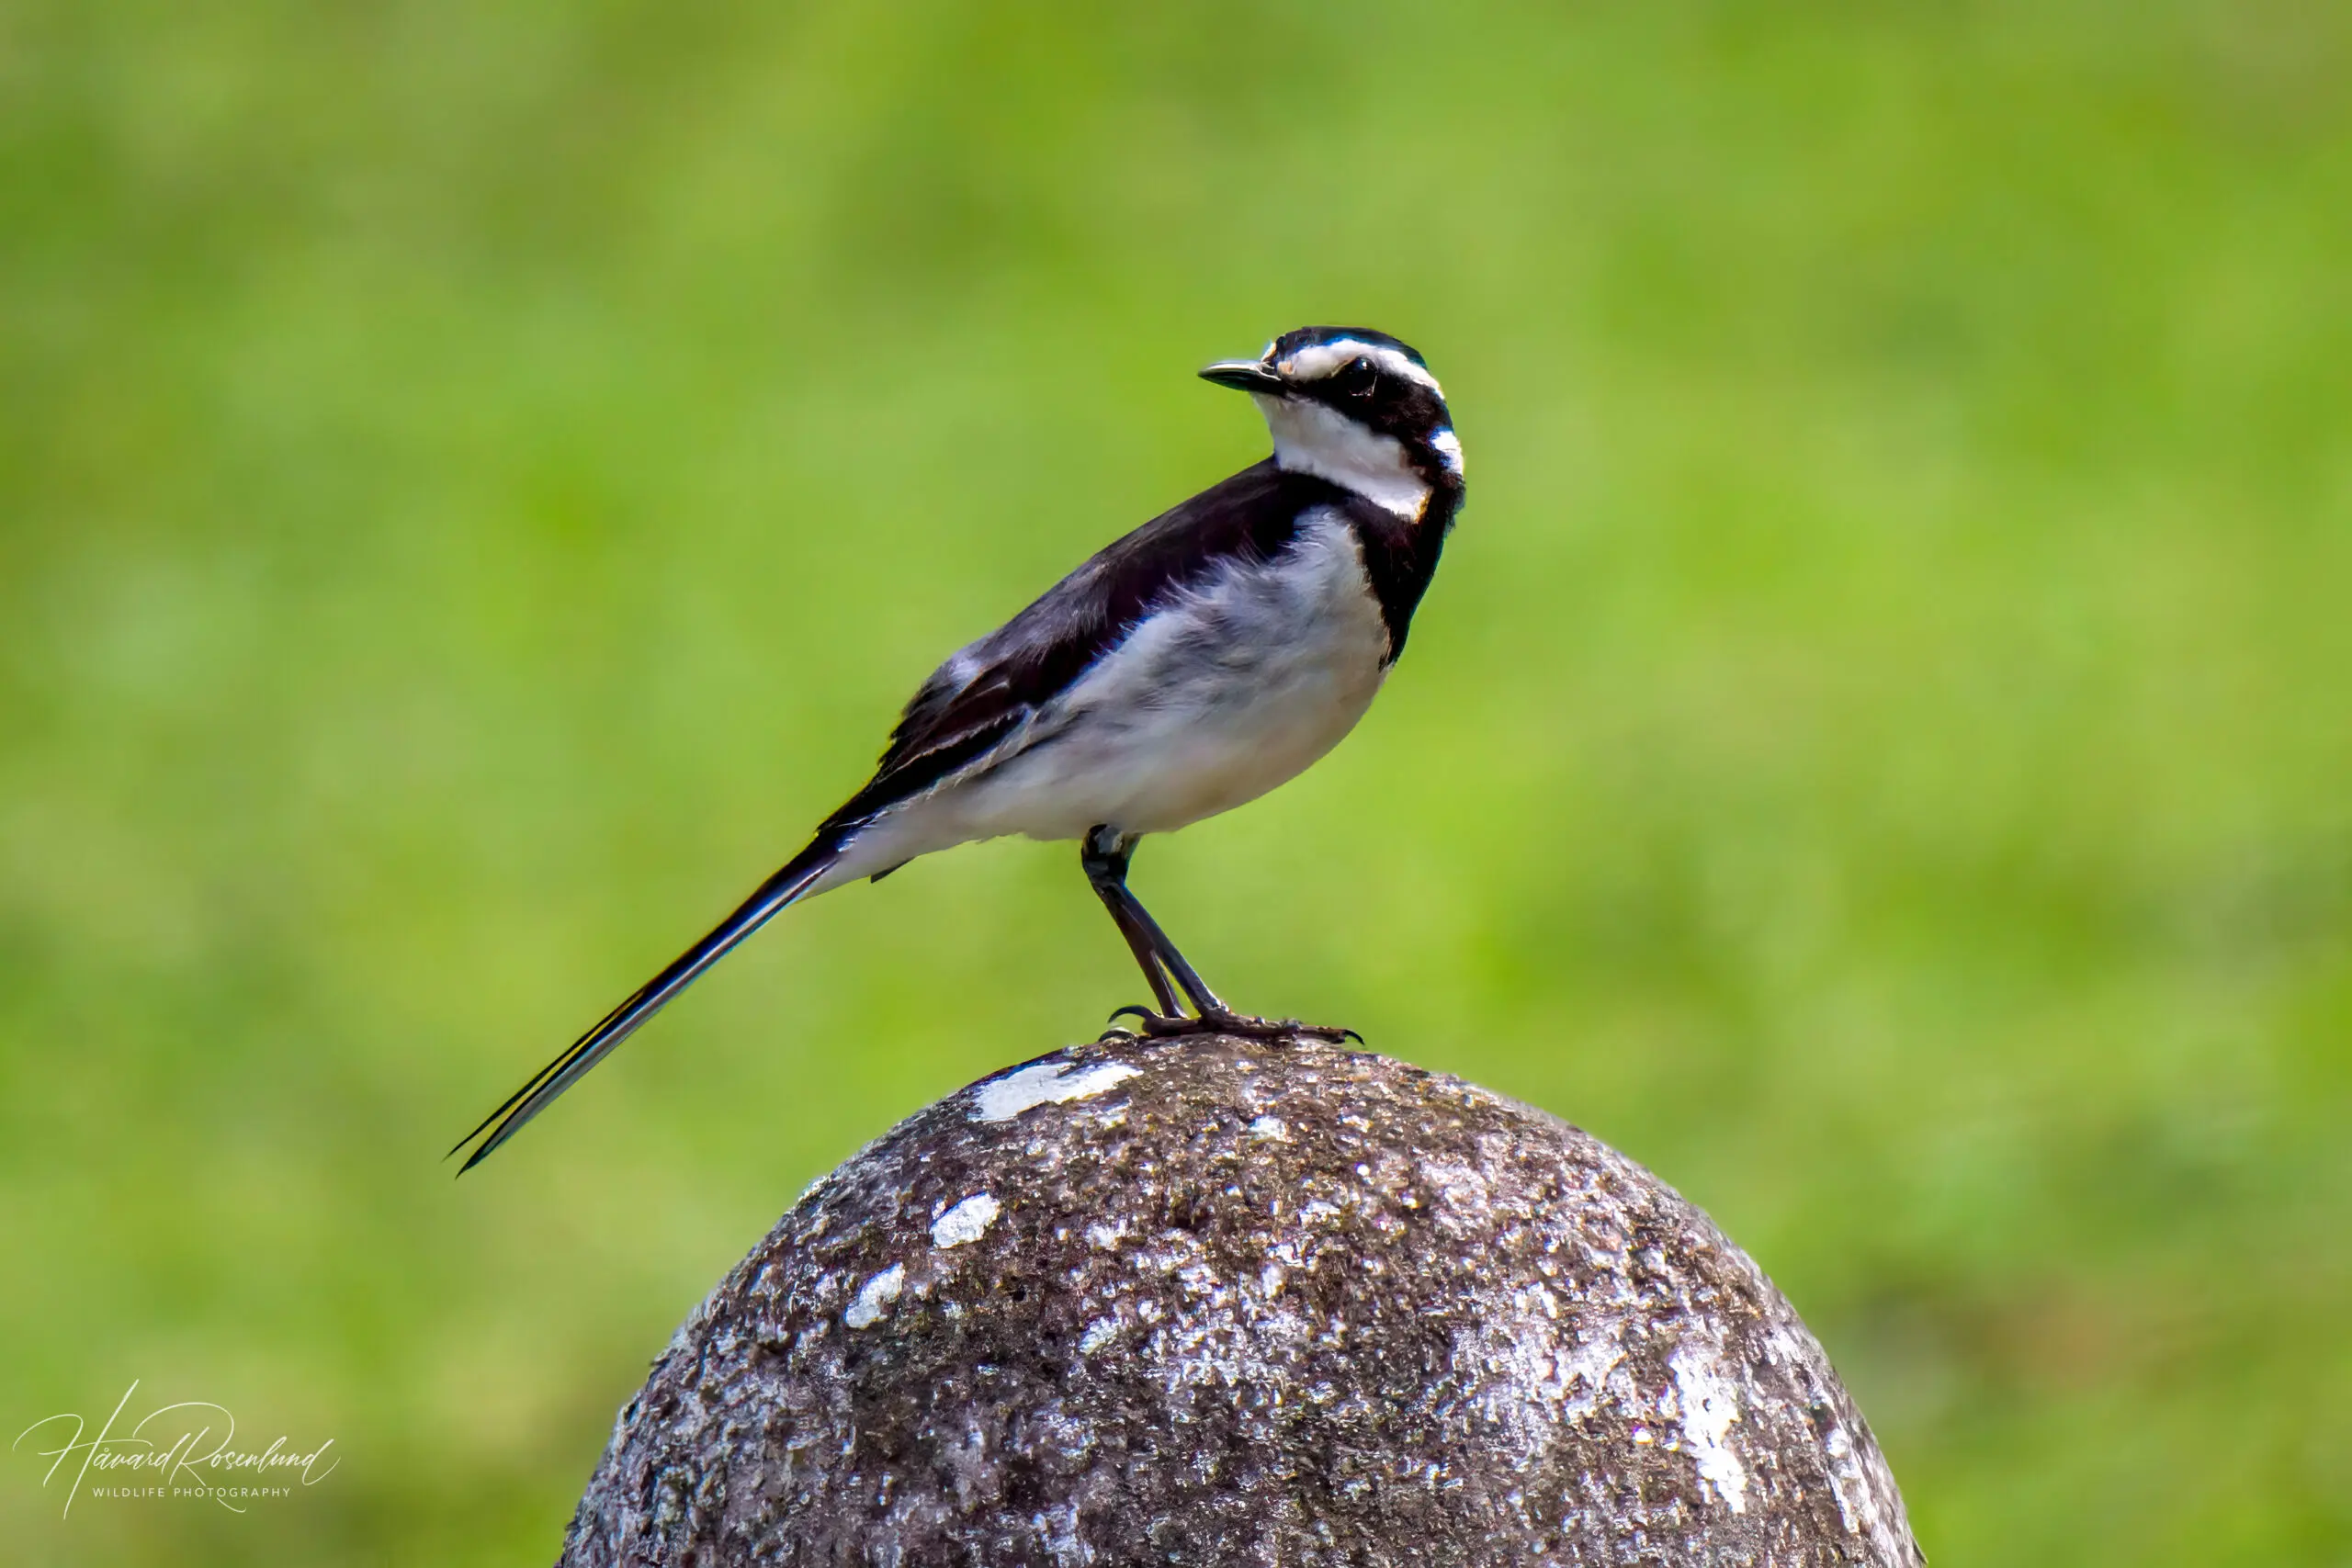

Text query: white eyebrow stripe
(1277, 339), (1442, 396)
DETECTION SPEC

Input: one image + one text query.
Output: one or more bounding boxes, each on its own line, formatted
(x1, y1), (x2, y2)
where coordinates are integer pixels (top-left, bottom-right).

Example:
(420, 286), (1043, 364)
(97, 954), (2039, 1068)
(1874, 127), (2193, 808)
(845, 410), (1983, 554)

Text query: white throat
(1255, 395), (1431, 519)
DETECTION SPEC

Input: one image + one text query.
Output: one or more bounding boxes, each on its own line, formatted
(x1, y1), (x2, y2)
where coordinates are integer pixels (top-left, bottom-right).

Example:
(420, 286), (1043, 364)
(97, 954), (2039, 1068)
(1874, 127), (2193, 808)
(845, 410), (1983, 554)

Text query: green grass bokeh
(4, 2), (2347, 1561)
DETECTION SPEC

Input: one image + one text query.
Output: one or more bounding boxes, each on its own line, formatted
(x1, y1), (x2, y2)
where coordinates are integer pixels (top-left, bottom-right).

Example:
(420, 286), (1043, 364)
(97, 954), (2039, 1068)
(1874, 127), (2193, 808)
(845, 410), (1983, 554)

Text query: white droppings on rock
(931, 1193), (1001, 1249)
(1035, 1499), (1092, 1566)
(1419, 1157), (1506, 1239)
(1759, 1319), (1898, 1548)
(1084, 1220), (1126, 1250)
(844, 1264), (905, 1329)
(1555, 1322), (1626, 1419)
(971, 1060), (1141, 1123)
(1249, 1115), (1289, 1141)
(1825, 1416), (1894, 1542)
(1454, 1283), (1588, 1464)
(1670, 1345), (1749, 1515)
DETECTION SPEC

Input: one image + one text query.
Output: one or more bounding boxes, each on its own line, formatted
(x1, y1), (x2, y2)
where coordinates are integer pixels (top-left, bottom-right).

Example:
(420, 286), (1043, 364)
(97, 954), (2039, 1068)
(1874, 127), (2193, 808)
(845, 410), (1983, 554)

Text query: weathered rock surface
(562, 1033), (1921, 1567)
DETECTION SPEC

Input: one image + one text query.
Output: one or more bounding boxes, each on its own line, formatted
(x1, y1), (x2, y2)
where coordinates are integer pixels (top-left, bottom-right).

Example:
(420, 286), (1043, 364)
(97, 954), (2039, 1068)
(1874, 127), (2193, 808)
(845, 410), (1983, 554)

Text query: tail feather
(451, 840), (842, 1172)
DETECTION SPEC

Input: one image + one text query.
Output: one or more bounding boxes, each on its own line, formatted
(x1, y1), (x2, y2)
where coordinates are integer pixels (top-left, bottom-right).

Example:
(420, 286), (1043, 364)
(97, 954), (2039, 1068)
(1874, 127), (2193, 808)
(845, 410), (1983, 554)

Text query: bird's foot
(1102, 1005), (1361, 1045)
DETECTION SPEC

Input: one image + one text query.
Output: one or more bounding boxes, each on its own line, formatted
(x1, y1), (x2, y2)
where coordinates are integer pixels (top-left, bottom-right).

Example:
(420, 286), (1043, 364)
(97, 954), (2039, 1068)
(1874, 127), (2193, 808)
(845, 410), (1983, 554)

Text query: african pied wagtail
(454, 327), (1464, 1169)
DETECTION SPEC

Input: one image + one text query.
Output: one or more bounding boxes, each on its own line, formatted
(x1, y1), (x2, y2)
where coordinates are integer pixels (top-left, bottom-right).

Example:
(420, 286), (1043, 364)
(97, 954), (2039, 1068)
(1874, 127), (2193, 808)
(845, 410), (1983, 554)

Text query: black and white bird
(454, 326), (1465, 1169)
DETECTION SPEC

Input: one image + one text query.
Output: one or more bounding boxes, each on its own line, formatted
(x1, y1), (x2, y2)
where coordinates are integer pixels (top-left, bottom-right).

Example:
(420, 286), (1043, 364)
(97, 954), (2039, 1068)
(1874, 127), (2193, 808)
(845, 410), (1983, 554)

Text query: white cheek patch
(1276, 339), (1443, 397)
(1430, 427), (1464, 476)
(1258, 396), (1432, 518)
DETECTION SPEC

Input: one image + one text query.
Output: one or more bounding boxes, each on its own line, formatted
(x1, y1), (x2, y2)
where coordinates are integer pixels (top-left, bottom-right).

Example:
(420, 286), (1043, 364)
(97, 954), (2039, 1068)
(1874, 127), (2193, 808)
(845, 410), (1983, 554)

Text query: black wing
(821, 458), (1352, 830)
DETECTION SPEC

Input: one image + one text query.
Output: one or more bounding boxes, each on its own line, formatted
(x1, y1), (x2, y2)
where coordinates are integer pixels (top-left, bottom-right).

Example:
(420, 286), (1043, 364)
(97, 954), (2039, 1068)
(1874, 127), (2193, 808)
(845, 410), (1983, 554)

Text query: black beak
(1198, 359), (1286, 394)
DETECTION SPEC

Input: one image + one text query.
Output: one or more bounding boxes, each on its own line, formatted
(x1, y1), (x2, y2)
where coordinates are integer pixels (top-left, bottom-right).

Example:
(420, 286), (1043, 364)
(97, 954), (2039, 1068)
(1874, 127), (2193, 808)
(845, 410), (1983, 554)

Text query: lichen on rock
(561, 1033), (1922, 1567)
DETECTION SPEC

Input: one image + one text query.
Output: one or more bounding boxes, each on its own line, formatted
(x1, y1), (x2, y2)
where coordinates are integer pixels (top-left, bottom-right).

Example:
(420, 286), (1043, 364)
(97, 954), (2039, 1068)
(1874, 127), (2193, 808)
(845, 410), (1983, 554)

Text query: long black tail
(450, 839), (842, 1172)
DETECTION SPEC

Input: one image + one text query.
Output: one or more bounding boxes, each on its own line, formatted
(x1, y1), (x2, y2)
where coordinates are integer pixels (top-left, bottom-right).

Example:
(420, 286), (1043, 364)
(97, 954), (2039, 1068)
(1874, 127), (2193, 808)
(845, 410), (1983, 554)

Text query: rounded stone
(561, 1034), (1922, 1566)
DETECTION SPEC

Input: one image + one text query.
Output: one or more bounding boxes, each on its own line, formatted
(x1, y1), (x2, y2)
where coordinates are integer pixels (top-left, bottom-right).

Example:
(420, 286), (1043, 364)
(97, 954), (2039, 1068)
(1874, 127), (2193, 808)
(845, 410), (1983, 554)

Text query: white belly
(846, 510), (1390, 869)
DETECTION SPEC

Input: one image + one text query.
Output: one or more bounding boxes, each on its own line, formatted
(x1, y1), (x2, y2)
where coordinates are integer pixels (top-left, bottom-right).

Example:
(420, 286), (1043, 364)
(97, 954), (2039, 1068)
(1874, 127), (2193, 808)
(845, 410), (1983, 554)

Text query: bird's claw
(1098, 1003), (1159, 1043)
(1097, 1007), (1362, 1045)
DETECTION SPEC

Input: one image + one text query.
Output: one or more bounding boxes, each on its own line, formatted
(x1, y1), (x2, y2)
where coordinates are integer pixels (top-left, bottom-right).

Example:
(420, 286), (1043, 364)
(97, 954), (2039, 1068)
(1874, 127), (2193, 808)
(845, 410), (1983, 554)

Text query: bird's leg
(1082, 828), (1183, 1021)
(1116, 884), (1228, 1016)
(1081, 827), (1360, 1046)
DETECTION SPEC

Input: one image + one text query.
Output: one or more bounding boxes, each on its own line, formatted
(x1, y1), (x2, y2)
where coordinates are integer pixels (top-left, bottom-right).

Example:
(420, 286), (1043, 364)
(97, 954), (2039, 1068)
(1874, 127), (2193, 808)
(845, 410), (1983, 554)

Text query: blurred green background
(5, 0), (2348, 1562)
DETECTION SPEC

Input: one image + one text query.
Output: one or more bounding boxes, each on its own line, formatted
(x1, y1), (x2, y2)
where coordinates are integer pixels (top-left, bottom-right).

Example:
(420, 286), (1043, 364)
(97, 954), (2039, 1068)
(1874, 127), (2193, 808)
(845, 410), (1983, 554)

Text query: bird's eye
(1340, 357), (1378, 399)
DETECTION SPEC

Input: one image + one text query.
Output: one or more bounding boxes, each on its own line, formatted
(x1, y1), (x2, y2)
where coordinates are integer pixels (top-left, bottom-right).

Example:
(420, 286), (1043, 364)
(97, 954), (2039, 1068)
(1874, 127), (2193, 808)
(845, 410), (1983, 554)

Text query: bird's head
(1200, 326), (1462, 518)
